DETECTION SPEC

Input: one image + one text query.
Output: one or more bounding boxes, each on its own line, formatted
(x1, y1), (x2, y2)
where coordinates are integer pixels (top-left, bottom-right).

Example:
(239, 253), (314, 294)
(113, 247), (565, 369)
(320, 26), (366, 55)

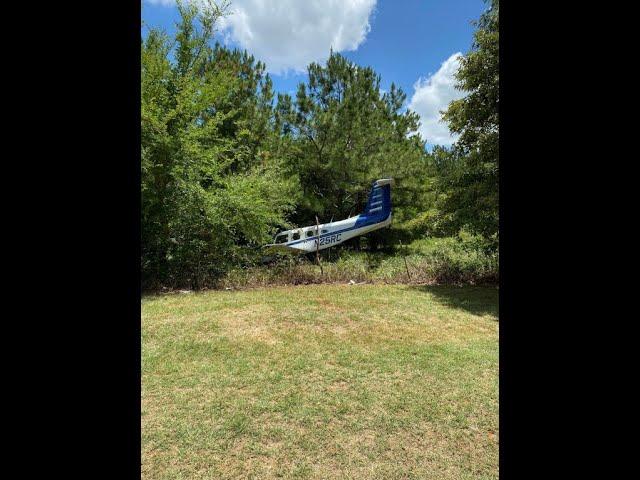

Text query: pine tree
(438, 0), (499, 240)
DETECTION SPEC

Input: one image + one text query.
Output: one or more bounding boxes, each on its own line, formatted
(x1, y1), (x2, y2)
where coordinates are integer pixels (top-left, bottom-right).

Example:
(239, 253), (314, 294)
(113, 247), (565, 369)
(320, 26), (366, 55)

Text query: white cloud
(218, 0), (376, 74)
(408, 52), (465, 146)
(148, 0), (375, 74)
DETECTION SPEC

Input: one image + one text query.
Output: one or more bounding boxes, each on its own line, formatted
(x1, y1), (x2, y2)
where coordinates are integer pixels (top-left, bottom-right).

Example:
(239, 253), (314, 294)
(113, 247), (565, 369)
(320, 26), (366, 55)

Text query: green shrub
(215, 235), (498, 289)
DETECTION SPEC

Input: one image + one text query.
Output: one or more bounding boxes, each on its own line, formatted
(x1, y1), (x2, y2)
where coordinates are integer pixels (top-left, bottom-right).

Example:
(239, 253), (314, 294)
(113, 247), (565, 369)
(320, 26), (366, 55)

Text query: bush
(214, 235), (498, 290)
(406, 236), (498, 283)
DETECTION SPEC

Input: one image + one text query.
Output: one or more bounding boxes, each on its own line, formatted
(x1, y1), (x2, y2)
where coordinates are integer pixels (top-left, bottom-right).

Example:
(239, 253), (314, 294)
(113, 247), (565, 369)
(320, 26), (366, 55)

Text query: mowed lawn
(142, 284), (498, 479)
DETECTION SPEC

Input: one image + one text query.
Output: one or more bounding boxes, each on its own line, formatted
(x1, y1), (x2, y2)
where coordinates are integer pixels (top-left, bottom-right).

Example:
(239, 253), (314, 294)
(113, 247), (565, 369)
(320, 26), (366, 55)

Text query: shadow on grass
(410, 284), (499, 318)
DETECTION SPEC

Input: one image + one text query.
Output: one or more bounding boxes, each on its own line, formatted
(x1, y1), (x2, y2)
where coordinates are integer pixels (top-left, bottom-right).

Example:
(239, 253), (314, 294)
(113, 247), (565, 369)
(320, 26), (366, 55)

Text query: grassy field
(142, 284), (499, 479)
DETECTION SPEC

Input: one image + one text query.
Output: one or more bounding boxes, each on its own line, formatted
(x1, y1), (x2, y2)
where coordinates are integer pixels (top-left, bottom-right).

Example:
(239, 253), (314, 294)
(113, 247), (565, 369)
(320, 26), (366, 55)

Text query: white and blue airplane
(264, 178), (394, 254)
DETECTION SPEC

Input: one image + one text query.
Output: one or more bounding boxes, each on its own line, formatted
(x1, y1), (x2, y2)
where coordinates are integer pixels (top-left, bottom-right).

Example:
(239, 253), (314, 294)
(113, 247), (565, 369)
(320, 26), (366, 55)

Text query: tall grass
(217, 236), (498, 289)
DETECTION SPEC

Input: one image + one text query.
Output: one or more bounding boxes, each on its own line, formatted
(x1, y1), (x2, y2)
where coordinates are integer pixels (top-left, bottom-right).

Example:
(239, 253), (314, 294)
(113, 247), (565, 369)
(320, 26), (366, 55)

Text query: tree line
(141, 0), (498, 289)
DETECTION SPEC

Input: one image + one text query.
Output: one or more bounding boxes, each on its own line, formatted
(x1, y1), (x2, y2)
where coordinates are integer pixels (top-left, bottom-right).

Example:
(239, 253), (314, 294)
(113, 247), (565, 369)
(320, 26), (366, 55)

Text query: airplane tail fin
(362, 178), (393, 219)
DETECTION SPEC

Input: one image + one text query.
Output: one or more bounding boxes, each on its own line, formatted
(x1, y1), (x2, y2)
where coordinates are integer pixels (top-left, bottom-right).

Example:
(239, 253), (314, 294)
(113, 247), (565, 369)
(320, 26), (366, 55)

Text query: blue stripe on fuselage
(285, 213), (390, 247)
(284, 181), (392, 248)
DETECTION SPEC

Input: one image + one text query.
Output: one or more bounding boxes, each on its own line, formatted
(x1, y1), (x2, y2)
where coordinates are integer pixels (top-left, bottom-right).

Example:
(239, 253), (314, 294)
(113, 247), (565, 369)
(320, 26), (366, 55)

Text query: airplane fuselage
(264, 178), (394, 254)
(269, 213), (392, 254)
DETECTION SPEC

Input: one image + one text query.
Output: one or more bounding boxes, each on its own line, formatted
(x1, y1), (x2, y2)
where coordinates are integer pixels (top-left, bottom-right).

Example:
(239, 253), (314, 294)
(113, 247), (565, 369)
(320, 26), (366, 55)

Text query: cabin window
(292, 232), (300, 240)
(306, 231), (314, 237)
(322, 229), (328, 234)
(275, 233), (289, 244)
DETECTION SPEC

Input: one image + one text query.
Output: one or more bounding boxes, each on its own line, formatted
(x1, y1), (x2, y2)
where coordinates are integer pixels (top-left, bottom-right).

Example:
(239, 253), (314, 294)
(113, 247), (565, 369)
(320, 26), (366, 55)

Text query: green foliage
(141, 1), (499, 289)
(142, 1), (297, 288)
(219, 236), (498, 289)
(439, 0), (499, 239)
(275, 51), (433, 227)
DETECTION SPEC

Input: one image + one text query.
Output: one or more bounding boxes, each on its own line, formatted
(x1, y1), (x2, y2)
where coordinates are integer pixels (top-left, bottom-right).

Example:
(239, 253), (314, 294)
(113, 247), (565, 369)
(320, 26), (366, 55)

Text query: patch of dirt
(217, 304), (280, 345)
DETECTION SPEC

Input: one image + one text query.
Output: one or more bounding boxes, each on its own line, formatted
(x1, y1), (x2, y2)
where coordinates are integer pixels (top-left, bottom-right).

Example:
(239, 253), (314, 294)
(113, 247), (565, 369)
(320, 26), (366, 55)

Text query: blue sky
(143, 0), (486, 146)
